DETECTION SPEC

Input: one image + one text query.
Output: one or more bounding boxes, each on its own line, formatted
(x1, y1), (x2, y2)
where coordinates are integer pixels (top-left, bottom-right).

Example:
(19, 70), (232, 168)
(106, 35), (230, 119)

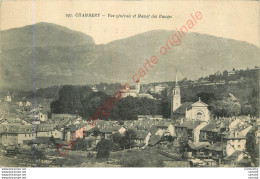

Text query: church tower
(172, 73), (181, 112)
(135, 79), (140, 94)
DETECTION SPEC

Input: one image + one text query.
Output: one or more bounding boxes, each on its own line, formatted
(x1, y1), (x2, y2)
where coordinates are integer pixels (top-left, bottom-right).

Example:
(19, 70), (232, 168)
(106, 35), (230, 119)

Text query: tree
(210, 96), (241, 117)
(25, 147), (47, 164)
(49, 136), (56, 146)
(96, 139), (113, 159)
(47, 112), (52, 119)
(120, 129), (137, 149)
(112, 132), (123, 150)
(196, 92), (216, 105)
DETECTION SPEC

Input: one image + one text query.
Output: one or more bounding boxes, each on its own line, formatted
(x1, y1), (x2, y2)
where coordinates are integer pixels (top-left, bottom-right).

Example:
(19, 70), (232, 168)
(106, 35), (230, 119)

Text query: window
(25, 134), (26, 137)
(196, 111), (205, 120)
(238, 145), (241, 148)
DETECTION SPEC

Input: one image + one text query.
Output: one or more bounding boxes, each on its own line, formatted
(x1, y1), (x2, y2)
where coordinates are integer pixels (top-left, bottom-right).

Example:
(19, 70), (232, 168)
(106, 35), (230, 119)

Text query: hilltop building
(123, 80), (154, 99)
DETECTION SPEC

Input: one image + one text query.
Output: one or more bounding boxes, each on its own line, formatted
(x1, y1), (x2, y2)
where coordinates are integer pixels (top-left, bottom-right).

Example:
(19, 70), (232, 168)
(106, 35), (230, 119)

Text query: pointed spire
(175, 70), (178, 83)
(175, 70), (179, 88)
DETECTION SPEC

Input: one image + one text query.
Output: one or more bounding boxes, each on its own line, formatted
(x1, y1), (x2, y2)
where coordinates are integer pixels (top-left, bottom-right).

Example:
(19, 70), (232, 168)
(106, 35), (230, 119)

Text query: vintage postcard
(0, 0), (259, 170)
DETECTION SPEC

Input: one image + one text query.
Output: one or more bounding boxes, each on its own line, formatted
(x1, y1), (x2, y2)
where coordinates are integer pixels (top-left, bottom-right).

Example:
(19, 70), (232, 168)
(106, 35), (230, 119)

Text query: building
(132, 130), (150, 149)
(37, 111), (48, 122)
(5, 92), (12, 102)
(223, 129), (248, 156)
(172, 74), (181, 112)
(123, 80), (140, 97)
(175, 119), (207, 142)
(18, 125), (36, 145)
(171, 74), (211, 122)
(37, 124), (63, 139)
(123, 80), (154, 99)
(0, 124), (19, 146)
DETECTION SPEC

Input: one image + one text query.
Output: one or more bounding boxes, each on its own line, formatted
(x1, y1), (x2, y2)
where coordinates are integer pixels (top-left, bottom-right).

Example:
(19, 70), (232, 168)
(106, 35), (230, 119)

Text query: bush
(96, 139), (113, 159)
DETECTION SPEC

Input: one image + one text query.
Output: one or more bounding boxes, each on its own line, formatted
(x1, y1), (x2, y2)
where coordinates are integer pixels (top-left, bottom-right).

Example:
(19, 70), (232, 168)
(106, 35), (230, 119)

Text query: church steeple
(172, 72), (181, 112)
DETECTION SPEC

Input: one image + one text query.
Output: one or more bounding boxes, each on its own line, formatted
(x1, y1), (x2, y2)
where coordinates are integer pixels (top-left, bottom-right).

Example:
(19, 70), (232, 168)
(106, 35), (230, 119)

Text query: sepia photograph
(0, 0), (259, 171)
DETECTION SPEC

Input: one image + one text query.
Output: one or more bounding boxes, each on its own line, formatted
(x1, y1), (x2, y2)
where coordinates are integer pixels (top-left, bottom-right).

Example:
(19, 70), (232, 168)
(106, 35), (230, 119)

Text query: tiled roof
(157, 122), (172, 128)
(148, 135), (161, 146)
(191, 101), (208, 107)
(177, 120), (202, 129)
(136, 123), (151, 130)
(99, 127), (114, 133)
(224, 131), (246, 139)
(134, 131), (149, 139)
(224, 150), (243, 161)
(149, 125), (159, 135)
(173, 102), (193, 114)
(188, 141), (210, 150)
(18, 125), (36, 134)
(0, 124), (20, 134)
(206, 142), (226, 152)
(201, 123), (221, 132)
(37, 124), (57, 132)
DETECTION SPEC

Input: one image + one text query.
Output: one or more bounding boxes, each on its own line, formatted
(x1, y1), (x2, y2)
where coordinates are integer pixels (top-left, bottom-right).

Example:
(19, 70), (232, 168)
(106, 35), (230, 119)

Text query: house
(64, 124), (78, 141)
(154, 85), (165, 94)
(51, 114), (78, 121)
(85, 127), (101, 145)
(37, 124), (63, 139)
(246, 125), (260, 156)
(175, 119), (207, 142)
(132, 130), (150, 149)
(37, 111), (48, 122)
(228, 69), (236, 76)
(187, 141), (211, 158)
(157, 122), (175, 136)
(114, 126), (126, 134)
(99, 127), (114, 139)
(223, 150), (250, 166)
(18, 125), (36, 145)
(200, 121), (223, 143)
(137, 115), (163, 121)
(0, 124), (19, 146)
(205, 142), (227, 164)
(149, 125), (163, 136)
(224, 130), (247, 156)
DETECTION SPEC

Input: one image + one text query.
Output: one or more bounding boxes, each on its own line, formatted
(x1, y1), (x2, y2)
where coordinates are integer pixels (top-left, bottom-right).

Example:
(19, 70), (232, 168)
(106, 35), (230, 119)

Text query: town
(0, 67), (259, 167)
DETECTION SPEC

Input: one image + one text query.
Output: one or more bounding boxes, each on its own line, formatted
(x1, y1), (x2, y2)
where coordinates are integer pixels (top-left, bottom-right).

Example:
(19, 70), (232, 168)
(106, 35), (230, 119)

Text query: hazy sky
(0, 1), (259, 46)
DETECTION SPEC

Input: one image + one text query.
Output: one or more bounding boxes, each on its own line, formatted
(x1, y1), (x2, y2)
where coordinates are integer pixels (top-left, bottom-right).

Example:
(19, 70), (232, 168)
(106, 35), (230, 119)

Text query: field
(110, 149), (175, 167)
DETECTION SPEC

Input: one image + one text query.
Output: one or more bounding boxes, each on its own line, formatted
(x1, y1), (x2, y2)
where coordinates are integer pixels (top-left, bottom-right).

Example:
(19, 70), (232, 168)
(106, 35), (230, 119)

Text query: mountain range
(0, 22), (259, 90)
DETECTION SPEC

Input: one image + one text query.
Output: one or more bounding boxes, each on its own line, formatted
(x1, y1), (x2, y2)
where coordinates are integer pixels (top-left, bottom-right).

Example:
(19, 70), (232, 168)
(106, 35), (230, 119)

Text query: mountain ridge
(0, 22), (259, 90)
